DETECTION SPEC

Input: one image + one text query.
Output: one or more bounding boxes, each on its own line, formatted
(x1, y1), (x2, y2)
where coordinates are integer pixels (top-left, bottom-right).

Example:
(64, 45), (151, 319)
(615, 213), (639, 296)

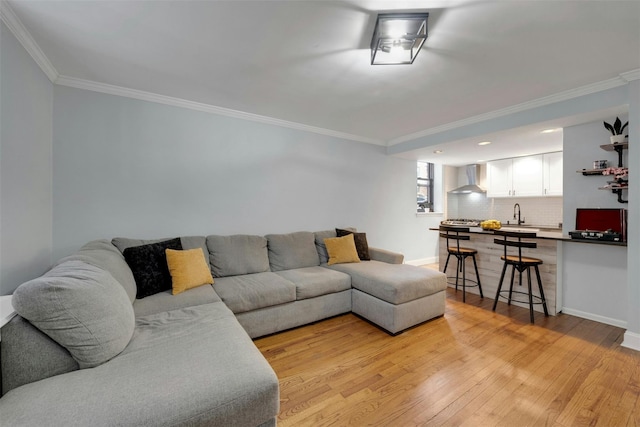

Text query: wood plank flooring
(255, 287), (640, 426)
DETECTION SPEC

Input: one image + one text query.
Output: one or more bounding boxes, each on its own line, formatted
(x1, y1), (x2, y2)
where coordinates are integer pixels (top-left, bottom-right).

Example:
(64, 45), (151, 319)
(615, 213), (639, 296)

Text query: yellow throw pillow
(165, 248), (214, 295)
(324, 234), (361, 266)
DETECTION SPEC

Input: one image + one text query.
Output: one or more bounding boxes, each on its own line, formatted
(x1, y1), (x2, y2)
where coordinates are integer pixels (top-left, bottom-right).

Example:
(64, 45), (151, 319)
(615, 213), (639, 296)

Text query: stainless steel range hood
(449, 164), (486, 194)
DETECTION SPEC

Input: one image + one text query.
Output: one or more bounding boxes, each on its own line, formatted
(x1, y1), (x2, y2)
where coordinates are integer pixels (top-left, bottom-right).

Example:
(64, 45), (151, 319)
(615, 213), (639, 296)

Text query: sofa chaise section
(327, 260), (447, 334)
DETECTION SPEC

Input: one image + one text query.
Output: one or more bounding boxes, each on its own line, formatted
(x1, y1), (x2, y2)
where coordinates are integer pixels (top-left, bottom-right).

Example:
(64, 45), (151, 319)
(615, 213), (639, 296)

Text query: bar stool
(492, 230), (549, 323)
(439, 225), (483, 302)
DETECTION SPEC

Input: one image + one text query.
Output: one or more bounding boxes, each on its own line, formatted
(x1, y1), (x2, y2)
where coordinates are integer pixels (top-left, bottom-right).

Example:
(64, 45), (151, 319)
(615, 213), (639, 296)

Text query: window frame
(417, 161), (434, 213)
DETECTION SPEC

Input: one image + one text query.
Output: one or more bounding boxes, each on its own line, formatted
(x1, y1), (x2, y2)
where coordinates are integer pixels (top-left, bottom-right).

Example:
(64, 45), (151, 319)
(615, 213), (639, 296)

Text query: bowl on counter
(480, 220), (502, 231)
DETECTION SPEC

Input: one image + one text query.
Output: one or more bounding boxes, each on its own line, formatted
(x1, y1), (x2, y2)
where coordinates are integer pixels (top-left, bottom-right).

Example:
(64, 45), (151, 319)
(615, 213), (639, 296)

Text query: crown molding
(389, 71), (638, 146)
(2, 0), (381, 145)
(620, 69), (640, 82)
(1, 1), (58, 82)
(55, 76), (385, 145)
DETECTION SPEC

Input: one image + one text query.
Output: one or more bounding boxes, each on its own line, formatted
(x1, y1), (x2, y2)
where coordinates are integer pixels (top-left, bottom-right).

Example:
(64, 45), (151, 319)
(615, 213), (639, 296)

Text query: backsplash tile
(447, 194), (563, 228)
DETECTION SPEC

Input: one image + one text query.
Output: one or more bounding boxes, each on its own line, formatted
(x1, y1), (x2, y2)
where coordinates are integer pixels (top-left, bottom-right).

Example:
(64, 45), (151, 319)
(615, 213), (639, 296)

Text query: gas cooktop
(440, 219), (483, 227)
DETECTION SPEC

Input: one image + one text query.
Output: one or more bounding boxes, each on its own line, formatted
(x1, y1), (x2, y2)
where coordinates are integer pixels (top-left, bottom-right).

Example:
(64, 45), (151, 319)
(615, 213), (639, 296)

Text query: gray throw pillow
(12, 260), (135, 369)
(266, 232), (320, 271)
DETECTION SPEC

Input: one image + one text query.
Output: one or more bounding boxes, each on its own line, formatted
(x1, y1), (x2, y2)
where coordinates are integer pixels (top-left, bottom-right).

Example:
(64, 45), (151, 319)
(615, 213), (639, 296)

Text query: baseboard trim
(560, 307), (627, 329)
(405, 257), (438, 266)
(622, 331), (640, 352)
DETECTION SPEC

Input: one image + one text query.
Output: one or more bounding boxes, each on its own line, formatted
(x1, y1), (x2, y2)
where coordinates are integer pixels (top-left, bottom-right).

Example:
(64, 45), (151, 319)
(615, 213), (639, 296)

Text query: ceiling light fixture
(541, 128), (561, 134)
(370, 12), (429, 65)
(433, 149), (443, 154)
(478, 141), (492, 146)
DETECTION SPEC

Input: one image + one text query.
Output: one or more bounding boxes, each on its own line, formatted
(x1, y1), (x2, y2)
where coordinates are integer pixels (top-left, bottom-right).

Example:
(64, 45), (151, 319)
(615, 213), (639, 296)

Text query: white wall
(0, 23), (53, 295)
(52, 86), (441, 263)
(624, 80), (639, 348)
(560, 117), (629, 326)
(562, 243), (627, 327)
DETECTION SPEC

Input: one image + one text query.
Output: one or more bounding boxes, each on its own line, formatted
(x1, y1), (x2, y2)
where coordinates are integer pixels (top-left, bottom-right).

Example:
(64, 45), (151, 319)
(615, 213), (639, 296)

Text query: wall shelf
(576, 142), (628, 203)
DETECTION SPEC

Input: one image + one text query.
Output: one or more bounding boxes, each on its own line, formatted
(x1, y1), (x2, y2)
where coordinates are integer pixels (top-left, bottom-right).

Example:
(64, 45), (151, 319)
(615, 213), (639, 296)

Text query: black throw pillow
(123, 238), (183, 299)
(336, 228), (370, 261)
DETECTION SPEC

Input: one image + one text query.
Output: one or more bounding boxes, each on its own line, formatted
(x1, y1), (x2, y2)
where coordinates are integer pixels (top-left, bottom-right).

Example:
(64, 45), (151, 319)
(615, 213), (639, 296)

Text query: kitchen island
(433, 227), (564, 315)
(430, 227), (627, 320)
(430, 226), (627, 320)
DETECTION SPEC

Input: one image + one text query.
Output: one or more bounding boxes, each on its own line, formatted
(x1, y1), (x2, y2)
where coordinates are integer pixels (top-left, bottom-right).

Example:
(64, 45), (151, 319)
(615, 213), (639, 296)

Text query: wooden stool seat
(448, 247), (478, 255)
(501, 255), (543, 265)
(492, 230), (548, 323)
(440, 226), (483, 303)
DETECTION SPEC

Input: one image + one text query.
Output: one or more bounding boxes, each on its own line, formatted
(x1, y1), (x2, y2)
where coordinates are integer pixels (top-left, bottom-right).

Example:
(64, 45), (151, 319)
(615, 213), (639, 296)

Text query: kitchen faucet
(513, 203), (525, 225)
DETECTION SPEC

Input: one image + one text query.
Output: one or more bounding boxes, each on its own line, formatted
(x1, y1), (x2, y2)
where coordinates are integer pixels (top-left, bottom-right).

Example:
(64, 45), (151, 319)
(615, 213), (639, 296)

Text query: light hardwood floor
(255, 285), (640, 426)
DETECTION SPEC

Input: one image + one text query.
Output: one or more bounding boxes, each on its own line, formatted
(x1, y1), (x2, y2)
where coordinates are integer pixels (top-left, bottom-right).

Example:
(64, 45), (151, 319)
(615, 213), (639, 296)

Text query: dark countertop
(430, 227), (627, 246)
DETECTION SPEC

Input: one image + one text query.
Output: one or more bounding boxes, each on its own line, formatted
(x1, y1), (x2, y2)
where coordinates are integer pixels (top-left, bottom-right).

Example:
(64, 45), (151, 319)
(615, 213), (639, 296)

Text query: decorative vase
(610, 134), (626, 144)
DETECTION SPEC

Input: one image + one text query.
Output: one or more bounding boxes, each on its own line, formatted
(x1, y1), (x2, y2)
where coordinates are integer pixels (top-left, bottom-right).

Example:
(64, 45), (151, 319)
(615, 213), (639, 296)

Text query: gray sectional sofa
(0, 229), (446, 426)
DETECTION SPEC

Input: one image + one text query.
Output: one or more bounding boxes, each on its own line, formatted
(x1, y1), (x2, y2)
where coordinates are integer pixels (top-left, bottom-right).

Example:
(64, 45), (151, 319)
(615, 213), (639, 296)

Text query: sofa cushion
(166, 248), (214, 295)
(324, 234), (361, 265)
(326, 260), (447, 305)
(57, 239), (137, 303)
(132, 285), (221, 318)
(314, 227), (356, 264)
(0, 303), (280, 427)
(336, 228), (371, 261)
(266, 231), (320, 271)
(113, 235), (209, 269)
(213, 272), (296, 313)
(112, 235), (207, 253)
(207, 234), (270, 277)
(12, 260), (135, 369)
(123, 238), (183, 299)
(314, 230), (335, 264)
(275, 267), (351, 300)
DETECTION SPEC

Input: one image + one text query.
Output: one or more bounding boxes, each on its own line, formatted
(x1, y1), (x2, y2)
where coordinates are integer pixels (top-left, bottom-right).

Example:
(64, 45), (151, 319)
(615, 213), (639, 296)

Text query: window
(417, 162), (434, 213)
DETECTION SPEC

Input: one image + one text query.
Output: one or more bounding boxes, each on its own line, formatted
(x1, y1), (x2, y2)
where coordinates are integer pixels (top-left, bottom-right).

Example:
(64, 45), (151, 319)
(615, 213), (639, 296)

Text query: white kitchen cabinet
(543, 151), (563, 196)
(486, 159), (513, 197)
(486, 154), (545, 197)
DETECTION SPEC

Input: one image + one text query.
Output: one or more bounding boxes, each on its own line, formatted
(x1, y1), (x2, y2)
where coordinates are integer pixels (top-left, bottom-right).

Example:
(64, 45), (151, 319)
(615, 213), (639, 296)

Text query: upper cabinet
(487, 152), (562, 198)
(486, 158), (513, 197)
(543, 152), (563, 196)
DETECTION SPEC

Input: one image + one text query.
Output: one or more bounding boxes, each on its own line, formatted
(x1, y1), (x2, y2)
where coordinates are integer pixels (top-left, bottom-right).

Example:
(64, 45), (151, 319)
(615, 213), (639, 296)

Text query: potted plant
(603, 117), (628, 144)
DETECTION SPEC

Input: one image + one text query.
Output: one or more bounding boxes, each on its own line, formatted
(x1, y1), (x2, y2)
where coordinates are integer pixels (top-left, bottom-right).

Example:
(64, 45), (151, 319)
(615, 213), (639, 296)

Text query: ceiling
(4, 0), (640, 164)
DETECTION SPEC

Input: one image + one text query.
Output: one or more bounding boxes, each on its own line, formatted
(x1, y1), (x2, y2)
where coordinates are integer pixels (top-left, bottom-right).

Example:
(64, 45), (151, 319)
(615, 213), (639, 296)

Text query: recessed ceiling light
(478, 141), (491, 146)
(541, 128), (561, 134)
(433, 150), (443, 154)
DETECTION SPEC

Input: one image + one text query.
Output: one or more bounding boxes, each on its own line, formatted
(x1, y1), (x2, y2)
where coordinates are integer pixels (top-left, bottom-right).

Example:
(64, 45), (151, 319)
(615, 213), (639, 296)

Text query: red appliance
(571, 208), (627, 242)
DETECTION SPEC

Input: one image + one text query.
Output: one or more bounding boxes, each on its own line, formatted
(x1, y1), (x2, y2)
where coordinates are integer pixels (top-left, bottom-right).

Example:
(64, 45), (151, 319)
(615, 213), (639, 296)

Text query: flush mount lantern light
(370, 12), (429, 65)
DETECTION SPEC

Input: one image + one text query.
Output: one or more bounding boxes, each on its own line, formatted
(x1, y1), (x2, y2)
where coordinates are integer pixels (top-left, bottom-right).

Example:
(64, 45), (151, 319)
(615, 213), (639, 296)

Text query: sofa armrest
(368, 247), (404, 264)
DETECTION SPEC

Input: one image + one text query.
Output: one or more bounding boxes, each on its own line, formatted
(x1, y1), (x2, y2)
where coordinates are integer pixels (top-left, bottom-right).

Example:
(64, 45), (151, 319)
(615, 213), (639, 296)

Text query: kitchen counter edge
(430, 227), (627, 246)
